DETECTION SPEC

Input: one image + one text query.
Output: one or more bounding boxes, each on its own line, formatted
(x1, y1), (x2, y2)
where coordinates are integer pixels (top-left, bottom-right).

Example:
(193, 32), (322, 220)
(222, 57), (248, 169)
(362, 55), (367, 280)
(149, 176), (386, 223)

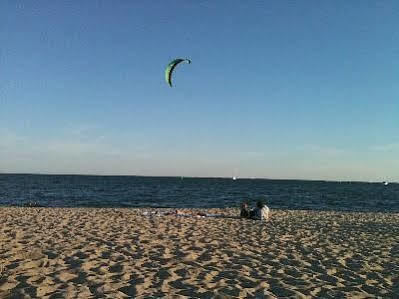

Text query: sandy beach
(0, 207), (398, 298)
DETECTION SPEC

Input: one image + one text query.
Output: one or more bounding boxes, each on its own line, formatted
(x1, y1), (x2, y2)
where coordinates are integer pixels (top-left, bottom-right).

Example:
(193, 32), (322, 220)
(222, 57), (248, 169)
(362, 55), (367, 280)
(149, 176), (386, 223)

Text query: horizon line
(0, 172), (395, 184)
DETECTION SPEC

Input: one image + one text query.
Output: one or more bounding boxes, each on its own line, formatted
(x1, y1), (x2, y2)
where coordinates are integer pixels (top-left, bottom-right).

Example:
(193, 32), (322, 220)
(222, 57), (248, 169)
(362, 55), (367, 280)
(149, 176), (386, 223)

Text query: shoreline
(2, 205), (399, 214)
(1, 207), (398, 297)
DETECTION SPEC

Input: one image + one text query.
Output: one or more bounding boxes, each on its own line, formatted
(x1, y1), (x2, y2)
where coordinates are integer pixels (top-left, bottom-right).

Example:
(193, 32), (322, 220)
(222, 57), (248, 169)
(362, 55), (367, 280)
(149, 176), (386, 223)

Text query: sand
(0, 207), (398, 298)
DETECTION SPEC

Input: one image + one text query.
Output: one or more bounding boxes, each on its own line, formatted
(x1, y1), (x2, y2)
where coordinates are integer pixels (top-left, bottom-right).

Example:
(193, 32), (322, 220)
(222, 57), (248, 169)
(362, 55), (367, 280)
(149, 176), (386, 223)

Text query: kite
(165, 58), (191, 87)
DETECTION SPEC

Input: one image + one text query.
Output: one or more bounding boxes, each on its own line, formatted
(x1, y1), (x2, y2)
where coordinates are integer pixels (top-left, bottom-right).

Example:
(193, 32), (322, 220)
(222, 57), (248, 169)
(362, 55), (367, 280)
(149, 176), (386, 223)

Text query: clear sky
(1, 1), (398, 181)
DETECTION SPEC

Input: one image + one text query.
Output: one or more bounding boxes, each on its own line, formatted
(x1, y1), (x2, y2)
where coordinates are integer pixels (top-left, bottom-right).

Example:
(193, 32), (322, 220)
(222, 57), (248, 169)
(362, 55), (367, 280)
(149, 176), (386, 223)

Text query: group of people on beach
(240, 200), (270, 221)
(156, 199), (270, 221)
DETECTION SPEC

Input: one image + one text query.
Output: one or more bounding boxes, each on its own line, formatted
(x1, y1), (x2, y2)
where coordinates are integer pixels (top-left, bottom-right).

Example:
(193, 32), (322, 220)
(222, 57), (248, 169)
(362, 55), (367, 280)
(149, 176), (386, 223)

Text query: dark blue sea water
(0, 174), (398, 212)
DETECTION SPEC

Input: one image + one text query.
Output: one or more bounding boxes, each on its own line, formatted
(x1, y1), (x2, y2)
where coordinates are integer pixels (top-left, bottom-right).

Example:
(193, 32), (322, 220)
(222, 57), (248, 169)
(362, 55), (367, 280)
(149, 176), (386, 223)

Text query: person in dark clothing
(240, 201), (250, 218)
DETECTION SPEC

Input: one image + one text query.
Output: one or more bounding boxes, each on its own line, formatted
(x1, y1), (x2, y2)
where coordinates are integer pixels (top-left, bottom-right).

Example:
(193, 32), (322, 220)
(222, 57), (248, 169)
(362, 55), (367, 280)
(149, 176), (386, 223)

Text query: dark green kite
(165, 58), (191, 87)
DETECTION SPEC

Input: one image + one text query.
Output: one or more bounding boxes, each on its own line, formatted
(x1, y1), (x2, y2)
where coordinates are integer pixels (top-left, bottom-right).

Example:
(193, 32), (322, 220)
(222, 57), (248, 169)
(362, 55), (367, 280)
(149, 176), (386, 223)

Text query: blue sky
(1, 1), (398, 181)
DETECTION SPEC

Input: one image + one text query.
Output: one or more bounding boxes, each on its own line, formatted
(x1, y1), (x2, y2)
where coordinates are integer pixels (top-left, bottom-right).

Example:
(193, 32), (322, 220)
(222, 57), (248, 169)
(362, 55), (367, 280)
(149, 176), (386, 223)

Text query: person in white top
(251, 200), (270, 221)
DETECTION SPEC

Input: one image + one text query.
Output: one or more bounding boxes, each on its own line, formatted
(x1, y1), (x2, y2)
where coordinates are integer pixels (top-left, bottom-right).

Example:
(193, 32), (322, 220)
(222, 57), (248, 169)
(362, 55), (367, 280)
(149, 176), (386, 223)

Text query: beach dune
(0, 207), (398, 298)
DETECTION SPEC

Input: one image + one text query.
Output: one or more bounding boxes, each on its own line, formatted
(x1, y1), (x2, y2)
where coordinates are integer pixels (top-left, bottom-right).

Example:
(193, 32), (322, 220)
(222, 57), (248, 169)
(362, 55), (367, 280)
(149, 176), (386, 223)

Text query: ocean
(0, 174), (398, 212)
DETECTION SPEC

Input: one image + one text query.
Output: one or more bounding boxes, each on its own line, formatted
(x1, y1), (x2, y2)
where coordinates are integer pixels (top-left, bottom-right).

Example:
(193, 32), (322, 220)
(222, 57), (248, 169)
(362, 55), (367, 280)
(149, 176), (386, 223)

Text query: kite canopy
(165, 58), (191, 87)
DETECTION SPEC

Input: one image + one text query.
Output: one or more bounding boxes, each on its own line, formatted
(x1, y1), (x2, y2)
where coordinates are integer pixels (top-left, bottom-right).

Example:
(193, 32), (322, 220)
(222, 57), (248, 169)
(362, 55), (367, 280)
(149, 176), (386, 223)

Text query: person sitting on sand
(250, 200), (270, 221)
(240, 201), (250, 218)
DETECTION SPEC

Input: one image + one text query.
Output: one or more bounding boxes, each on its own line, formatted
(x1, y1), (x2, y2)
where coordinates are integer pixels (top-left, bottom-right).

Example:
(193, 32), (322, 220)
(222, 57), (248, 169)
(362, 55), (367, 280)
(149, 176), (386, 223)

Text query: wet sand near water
(0, 207), (398, 298)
